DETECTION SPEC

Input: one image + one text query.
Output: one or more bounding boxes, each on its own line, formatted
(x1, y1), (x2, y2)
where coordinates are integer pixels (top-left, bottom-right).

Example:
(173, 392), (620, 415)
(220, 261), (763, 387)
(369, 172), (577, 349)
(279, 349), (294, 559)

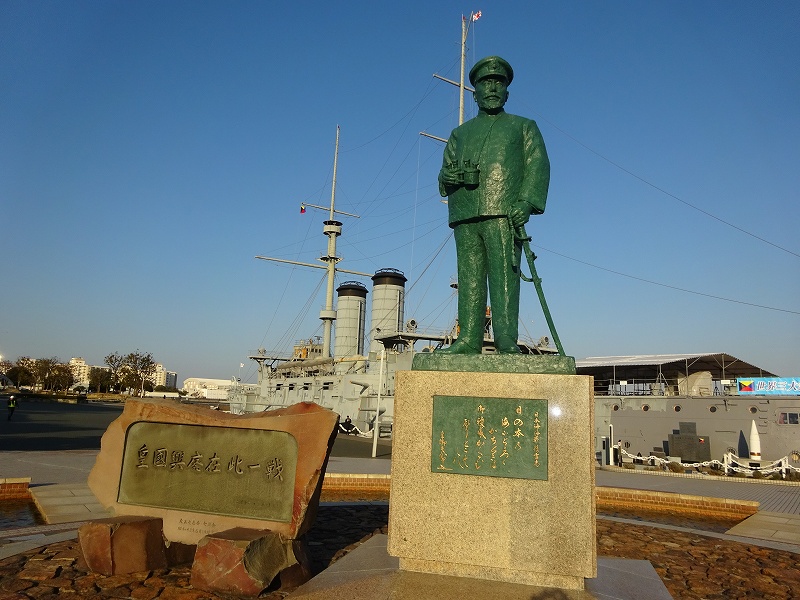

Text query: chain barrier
(615, 446), (800, 478)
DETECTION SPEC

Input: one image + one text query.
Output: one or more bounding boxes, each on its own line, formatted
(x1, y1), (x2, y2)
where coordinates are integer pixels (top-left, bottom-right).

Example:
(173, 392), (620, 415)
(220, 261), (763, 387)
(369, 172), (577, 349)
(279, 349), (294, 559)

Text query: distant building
(152, 364), (178, 389)
(182, 377), (235, 400)
(69, 358), (91, 387)
(144, 390), (181, 399)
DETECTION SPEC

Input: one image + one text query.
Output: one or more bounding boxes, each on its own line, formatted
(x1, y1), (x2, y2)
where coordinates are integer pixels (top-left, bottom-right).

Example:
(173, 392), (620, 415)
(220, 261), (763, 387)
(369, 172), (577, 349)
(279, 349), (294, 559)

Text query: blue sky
(1, 1), (798, 384)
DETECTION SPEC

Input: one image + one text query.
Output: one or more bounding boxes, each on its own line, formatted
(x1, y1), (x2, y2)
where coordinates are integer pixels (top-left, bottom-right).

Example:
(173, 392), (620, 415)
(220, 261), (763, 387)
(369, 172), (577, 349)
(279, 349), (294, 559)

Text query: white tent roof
(578, 353), (724, 368)
(575, 353), (777, 379)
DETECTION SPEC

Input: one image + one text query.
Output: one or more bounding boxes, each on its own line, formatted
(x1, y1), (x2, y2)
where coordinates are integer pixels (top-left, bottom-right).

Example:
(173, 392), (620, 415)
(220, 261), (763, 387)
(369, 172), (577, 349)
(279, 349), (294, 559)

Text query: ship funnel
(368, 268), (407, 356)
(335, 281), (368, 361)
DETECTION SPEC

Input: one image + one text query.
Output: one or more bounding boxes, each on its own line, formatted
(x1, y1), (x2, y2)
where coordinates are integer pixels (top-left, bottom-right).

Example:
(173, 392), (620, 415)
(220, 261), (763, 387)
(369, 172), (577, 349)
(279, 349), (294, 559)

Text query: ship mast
(320, 127), (342, 357)
(256, 126), (370, 358)
(420, 11), (478, 144)
(259, 14), (479, 356)
(458, 13), (470, 125)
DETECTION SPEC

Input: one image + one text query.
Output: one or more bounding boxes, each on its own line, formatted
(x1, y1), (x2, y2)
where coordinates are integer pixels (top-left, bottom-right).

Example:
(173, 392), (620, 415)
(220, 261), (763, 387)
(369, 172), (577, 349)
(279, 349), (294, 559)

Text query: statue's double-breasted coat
(439, 110), (550, 351)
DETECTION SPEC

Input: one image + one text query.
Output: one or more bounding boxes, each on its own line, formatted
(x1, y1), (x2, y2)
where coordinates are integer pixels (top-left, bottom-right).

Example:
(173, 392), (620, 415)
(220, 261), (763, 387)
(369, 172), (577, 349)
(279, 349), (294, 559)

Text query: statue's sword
(512, 223), (566, 356)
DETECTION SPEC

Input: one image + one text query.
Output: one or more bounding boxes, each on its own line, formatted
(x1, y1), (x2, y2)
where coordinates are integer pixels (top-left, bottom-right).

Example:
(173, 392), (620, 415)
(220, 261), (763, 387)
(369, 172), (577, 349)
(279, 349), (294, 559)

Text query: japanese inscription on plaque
(431, 396), (547, 480)
(118, 422), (298, 522)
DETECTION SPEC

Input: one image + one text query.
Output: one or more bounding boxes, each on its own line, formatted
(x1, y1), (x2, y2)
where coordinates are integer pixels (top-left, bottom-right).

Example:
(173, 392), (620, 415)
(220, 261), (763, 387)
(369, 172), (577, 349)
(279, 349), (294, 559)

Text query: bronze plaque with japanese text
(431, 396), (547, 479)
(118, 422), (297, 522)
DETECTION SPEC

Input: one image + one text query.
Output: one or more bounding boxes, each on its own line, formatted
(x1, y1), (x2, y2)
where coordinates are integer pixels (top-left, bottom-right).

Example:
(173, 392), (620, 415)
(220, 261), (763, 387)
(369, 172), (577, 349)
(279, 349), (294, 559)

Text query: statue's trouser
(454, 217), (521, 353)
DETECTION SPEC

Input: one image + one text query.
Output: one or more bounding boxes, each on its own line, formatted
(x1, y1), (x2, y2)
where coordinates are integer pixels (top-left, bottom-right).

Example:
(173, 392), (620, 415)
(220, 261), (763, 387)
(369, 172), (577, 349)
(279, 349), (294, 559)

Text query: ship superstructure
(228, 267), (447, 432)
(228, 122), (462, 431)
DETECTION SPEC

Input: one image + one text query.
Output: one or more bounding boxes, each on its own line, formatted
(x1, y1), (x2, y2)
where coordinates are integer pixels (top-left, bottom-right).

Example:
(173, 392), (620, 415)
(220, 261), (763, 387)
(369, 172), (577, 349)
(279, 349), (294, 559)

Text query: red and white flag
(472, 11), (482, 21)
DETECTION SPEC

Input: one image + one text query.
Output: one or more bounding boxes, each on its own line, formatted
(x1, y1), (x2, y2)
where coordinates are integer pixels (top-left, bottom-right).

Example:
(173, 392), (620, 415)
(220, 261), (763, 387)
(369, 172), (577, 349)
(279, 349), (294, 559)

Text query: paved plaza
(2, 445), (800, 598)
(2, 449), (800, 557)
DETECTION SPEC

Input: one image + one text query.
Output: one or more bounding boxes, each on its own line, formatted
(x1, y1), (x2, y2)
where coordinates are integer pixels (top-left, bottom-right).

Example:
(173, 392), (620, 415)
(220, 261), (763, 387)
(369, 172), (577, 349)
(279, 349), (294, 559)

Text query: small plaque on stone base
(431, 396), (548, 480)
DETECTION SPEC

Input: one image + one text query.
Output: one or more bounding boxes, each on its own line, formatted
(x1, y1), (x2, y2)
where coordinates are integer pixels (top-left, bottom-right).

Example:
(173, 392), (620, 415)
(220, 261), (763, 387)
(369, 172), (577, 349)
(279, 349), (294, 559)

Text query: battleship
(226, 124), (450, 434)
(226, 139), (800, 466)
(228, 14), (800, 466)
(227, 13), (558, 435)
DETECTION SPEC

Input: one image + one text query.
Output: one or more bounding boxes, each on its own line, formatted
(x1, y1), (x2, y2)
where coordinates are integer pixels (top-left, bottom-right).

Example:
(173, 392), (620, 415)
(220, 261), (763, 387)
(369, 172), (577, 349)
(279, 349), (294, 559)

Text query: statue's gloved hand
(438, 166), (462, 188)
(508, 203), (531, 228)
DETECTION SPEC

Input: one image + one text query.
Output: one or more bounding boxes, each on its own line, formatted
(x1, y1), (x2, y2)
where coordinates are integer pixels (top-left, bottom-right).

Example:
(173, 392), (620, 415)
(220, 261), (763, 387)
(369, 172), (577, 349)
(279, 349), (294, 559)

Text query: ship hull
(595, 394), (800, 464)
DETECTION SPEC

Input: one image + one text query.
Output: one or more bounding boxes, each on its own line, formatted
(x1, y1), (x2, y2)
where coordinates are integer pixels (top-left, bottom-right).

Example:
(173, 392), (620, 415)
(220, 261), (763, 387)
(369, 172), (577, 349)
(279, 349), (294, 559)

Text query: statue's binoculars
(446, 160), (480, 188)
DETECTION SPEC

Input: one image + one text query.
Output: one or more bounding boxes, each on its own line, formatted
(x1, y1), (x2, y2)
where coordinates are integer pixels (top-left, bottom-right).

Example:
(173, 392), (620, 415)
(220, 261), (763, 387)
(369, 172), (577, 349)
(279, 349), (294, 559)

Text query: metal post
(371, 349), (386, 458)
(608, 424), (614, 466)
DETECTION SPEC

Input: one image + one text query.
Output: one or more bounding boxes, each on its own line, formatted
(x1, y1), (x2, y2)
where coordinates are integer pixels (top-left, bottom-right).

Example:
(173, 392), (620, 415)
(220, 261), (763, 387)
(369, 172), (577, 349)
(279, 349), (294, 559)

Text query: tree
(5, 366), (23, 388)
(119, 366), (137, 394)
(104, 352), (125, 393)
(49, 363), (75, 392)
(124, 350), (156, 398)
(89, 367), (112, 393)
(11, 357), (36, 388)
(31, 357), (59, 390)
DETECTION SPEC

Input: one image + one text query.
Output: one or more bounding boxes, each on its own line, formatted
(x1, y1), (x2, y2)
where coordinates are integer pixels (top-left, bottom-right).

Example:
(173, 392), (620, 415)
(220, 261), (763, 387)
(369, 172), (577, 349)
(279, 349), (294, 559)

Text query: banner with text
(737, 378), (800, 396)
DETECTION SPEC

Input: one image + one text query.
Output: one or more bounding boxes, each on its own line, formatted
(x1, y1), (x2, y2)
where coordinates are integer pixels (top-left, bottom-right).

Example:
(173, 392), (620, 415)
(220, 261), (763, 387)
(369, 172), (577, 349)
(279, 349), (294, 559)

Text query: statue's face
(474, 76), (509, 113)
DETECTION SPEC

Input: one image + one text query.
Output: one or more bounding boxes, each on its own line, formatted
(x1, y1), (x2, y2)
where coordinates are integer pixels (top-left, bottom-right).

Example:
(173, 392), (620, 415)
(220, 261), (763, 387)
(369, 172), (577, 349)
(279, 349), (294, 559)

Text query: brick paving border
(597, 487), (759, 520)
(321, 475), (760, 521)
(0, 479), (30, 501)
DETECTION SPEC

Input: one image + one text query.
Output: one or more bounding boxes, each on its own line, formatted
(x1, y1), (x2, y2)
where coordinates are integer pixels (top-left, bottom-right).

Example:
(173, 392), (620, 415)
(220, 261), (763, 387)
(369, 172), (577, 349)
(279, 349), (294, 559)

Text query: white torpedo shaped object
(749, 419), (762, 459)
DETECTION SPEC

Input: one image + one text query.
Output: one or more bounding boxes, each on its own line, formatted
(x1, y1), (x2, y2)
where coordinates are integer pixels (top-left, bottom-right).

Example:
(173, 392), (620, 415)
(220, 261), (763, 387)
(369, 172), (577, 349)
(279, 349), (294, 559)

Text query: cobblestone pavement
(1, 504), (799, 599)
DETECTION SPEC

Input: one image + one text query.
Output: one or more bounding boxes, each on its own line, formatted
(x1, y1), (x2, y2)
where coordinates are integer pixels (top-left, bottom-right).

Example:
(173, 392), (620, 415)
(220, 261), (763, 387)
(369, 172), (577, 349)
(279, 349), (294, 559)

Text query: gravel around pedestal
(1, 504), (798, 600)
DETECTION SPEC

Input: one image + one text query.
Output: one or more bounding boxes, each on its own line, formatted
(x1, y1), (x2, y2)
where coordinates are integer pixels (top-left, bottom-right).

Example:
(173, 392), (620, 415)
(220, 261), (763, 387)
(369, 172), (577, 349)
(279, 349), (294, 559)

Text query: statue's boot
(438, 337), (482, 354)
(439, 307), (484, 355)
(491, 307), (521, 354)
(494, 335), (521, 354)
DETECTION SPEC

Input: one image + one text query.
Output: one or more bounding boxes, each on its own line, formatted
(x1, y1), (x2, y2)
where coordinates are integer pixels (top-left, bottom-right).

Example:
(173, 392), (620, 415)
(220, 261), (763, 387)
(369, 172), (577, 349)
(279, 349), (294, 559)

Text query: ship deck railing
(592, 377), (739, 397)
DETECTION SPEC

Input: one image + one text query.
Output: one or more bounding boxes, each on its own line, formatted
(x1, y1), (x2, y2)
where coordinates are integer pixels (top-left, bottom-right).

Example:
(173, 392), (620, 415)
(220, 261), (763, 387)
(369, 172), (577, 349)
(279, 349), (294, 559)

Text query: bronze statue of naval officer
(438, 56), (550, 354)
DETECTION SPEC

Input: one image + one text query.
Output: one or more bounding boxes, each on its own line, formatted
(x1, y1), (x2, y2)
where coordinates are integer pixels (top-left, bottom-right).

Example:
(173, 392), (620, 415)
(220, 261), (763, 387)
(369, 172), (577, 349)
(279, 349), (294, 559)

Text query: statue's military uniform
(438, 56), (550, 353)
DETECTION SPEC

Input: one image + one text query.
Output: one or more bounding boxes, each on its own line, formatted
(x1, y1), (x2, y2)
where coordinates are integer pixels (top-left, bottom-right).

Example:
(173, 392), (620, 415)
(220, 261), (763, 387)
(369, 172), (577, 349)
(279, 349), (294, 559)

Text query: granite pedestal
(388, 369), (596, 590)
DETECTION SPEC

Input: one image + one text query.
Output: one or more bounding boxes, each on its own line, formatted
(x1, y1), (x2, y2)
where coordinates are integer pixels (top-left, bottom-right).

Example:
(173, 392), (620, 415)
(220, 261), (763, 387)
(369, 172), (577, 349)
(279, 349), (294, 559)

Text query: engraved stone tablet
(118, 422), (298, 522)
(431, 396), (548, 480)
(88, 399), (338, 544)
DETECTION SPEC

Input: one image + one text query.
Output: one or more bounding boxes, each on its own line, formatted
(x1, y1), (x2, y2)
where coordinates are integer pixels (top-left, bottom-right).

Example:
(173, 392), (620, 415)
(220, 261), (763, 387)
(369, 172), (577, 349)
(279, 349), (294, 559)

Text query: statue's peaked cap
(469, 56), (513, 86)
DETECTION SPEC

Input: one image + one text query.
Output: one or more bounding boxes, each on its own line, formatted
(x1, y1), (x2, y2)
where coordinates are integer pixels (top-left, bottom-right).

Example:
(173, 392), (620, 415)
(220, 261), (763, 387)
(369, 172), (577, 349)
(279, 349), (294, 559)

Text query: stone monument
(388, 56), (596, 592)
(82, 398), (338, 596)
